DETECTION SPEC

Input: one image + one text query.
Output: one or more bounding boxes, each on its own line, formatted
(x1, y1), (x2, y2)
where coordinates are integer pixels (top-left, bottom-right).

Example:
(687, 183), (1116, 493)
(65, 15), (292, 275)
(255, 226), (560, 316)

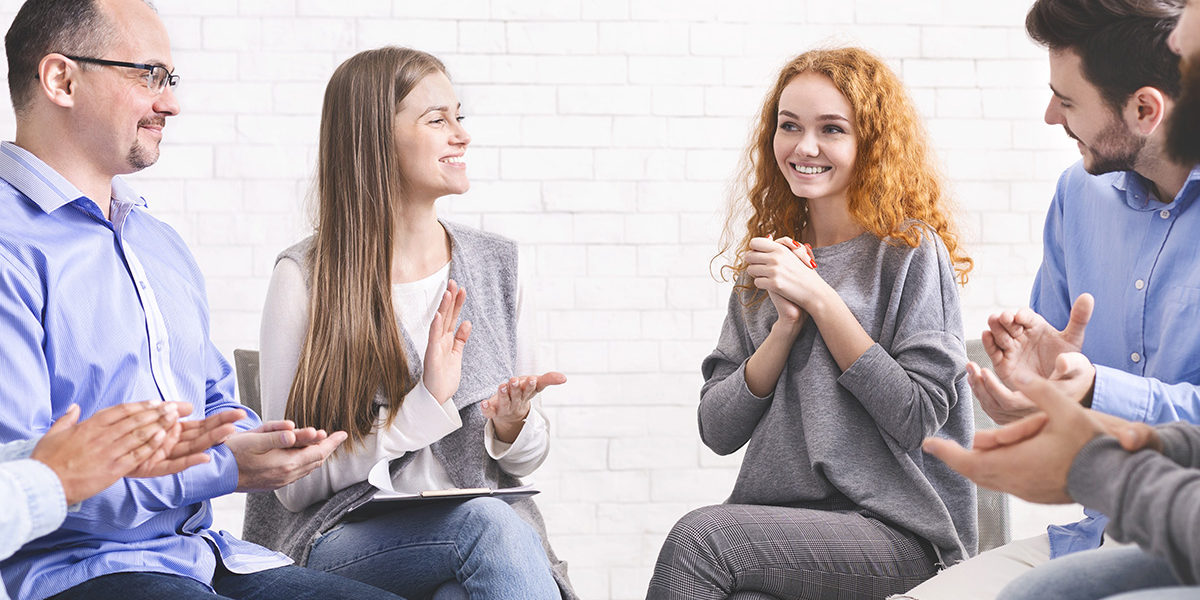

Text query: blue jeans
(1000, 546), (1196, 600)
(307, 497), (560, 600)
(49, 564), (404, 599)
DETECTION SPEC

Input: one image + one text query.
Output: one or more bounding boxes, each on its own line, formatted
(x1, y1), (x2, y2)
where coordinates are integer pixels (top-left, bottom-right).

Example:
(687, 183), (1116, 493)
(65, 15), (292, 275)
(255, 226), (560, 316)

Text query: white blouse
(259, 257), (550, 513)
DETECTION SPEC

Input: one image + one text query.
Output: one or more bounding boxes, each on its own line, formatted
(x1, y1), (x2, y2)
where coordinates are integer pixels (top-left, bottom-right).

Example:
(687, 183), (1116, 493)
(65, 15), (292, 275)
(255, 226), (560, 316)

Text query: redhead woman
(244, 47), (575, 600)
(645, 47), (978, 600)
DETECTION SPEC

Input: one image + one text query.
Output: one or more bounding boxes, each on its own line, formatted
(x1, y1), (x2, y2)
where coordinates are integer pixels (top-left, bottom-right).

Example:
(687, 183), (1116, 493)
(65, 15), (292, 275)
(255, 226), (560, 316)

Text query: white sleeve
(483, 275), (551, 477)
(260, 259), (461, 511)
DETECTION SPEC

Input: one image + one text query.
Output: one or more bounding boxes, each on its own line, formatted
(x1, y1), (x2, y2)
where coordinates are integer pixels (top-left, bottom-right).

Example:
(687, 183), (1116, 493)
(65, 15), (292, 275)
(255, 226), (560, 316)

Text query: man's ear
(1125, 86), (1168, 135)
(36, 54), (78, 108)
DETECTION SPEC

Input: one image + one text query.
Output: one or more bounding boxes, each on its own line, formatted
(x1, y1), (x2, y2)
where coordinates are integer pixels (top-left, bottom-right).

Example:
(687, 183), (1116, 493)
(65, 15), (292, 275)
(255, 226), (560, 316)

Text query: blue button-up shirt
(0, 439), (65, 600)
(1031, 159), (1200, 558)
(0, 142), (290, 600)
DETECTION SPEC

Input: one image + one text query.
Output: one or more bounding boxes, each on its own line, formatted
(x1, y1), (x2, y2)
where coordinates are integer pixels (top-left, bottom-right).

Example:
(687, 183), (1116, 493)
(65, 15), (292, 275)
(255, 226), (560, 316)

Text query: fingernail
(809, 260), (818, 269)
(790, 240), (801, 249)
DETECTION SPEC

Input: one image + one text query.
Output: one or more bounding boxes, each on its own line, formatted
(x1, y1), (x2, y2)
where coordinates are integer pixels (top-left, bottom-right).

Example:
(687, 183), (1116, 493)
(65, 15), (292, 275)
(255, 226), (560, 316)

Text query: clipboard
(346, 483), (540, 518)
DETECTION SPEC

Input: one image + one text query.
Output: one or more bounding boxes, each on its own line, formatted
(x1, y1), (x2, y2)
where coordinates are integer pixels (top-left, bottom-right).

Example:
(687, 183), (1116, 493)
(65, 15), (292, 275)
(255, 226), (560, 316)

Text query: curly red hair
(719, 47), (973, 287)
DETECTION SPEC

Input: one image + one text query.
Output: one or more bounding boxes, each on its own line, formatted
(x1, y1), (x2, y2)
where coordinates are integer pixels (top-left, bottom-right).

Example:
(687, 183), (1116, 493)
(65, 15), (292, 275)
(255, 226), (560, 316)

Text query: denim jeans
(307, 496), (560, 600)
(50, 564), (404, 600)
(1000, 546), (1196, 600)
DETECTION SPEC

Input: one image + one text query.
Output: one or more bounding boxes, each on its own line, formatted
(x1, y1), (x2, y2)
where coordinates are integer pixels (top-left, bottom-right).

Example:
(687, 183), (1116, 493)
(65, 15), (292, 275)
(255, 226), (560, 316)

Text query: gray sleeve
(836, 236), (967, 451)
(698, 290), (773, 456)
(1157, 421), (1200, 467)
(1068, 435), (1200, 585)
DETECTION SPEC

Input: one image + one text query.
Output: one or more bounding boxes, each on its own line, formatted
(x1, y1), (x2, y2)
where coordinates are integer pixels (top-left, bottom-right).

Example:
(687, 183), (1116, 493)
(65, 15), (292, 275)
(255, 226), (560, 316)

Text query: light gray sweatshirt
(1069, 422), (1200, 584)
(699, 229), (977, 564)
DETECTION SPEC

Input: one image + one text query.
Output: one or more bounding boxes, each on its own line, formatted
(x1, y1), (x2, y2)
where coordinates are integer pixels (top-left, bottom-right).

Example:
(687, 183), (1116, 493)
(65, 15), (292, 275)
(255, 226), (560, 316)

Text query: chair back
(966, 338), (1012, 553)
(233, 349), (262, 416)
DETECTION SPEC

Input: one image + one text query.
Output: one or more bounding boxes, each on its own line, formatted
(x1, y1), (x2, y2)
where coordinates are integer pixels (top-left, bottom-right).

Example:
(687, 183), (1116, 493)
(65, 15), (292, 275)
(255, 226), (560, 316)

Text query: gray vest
(242, 220), (576, 599)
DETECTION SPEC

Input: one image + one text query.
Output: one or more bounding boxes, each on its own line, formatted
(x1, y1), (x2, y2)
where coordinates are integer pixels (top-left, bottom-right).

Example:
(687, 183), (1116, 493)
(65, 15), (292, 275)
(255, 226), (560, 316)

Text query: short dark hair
(5, 0), (116, 114)
(1026, 0), (1182, 112)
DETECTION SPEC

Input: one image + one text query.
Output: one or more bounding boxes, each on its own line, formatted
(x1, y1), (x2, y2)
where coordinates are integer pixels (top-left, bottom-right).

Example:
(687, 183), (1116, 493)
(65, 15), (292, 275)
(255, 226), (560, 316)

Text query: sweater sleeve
(0, 453), (66, 564)
(1068, 435), (1200, 585)
(1156, 421), (1200, 469)
(835, 235), (967, 451)
(698, 289), (774, 456)
(260, 258), (459, 512)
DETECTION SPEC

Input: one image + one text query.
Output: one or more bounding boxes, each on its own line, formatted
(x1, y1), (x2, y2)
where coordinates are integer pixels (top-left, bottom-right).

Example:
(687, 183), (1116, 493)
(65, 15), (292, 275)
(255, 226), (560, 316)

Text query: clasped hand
(744, 236), (823, 327)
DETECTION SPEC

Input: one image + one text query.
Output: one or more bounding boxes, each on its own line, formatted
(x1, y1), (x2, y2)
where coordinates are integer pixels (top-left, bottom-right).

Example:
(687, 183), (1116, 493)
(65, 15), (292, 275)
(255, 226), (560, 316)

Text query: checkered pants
(646, 504), (938, 600)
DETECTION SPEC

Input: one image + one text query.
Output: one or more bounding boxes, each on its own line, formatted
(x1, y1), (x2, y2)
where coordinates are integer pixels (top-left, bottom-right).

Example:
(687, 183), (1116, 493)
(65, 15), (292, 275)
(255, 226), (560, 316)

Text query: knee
(456, 498), (542, 549)
(661, 506), (727, 557)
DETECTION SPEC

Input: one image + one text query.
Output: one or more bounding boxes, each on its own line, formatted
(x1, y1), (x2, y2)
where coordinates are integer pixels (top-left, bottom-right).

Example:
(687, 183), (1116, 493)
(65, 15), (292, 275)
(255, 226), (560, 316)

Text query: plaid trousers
(646, 504), (938, 600)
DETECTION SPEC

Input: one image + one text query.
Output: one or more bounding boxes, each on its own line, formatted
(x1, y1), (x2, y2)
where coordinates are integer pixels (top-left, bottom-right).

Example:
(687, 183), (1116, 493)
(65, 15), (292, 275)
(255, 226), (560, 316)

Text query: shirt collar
(0, 141), (147, 214)
(1111, 163), (1200, 212)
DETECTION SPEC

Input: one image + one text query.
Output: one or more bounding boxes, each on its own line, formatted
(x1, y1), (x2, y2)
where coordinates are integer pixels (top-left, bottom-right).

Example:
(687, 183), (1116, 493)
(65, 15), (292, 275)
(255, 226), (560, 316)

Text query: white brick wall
(0, 2), (1086, 598)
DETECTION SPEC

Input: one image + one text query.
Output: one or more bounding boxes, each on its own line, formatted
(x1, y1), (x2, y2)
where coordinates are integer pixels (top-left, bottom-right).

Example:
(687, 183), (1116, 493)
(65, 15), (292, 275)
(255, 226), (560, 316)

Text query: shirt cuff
(1091, 365), (1151, 423)
(366, 381), (462, 492)
(181, 442), (239, 504)
(408, 381), (464, 428)
(484, 406), (548, 460)
(4, 458), (67, 540)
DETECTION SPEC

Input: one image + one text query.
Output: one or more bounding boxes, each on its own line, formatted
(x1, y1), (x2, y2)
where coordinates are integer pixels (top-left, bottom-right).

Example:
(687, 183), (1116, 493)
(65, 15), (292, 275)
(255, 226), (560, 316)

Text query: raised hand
(226, 420), (348, 493)
(971, 345), (1097, 425)
(984, 293), (1093, 386)
(31, 401), (183, 505)
(481, 371), (567, 443)
(422, 279), (472, 404)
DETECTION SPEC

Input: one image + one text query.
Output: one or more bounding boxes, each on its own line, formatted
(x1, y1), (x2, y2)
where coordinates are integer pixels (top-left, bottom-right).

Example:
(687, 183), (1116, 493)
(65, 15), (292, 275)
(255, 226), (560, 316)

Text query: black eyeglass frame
(61, 54), (179, 92)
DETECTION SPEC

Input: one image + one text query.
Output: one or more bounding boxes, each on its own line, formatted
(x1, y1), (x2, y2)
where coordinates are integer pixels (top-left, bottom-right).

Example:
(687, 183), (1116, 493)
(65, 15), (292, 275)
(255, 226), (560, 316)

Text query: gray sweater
(700, 230), (977, 565)
(1069, 422), (1200, 585)
(242, 221), (576, 599)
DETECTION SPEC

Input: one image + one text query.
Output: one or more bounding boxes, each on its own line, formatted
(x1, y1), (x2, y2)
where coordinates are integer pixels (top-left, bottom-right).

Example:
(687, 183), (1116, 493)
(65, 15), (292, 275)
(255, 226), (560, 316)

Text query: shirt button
(1135, 279), (1145, 290)
(1131, 352), (1142, 363)
(1160, 209), (1171, 219)
(155, 342), (164, 352)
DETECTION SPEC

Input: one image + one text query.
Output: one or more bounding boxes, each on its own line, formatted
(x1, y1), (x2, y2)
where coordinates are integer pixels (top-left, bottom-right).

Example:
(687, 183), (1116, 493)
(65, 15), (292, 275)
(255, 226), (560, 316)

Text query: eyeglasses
(62, 55), (179, 94)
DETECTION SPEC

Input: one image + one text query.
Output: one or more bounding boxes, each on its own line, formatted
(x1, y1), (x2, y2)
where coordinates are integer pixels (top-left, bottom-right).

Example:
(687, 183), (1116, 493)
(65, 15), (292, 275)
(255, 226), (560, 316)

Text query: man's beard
(127, 142), (159, 171)
(127, 117), (164, 171)
(1167, 54), (1200, 165)
(1073, 117), (1144, 176)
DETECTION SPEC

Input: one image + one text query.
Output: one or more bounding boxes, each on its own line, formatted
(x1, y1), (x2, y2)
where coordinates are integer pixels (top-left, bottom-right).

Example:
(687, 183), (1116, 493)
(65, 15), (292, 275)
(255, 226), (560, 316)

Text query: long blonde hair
(719, 47), (972, 292)
(286, 47), (447, 446)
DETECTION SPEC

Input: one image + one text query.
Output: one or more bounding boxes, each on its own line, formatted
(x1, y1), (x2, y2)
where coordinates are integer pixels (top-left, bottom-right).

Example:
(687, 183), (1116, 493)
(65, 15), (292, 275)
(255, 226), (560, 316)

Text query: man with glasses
(0, 1), (406, 599)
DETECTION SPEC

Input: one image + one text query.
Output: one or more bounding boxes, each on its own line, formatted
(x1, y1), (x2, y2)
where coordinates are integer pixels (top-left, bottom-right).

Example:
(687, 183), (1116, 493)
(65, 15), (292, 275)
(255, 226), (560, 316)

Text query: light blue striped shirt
(1031, 159), (1200, 558)
(0, 141), (290, 600)
(0, 439), (65, 600)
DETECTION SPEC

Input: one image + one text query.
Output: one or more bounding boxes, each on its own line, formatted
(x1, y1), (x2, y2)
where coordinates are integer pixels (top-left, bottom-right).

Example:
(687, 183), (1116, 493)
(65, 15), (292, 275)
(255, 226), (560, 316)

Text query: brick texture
(0, 1), (1079, 598)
